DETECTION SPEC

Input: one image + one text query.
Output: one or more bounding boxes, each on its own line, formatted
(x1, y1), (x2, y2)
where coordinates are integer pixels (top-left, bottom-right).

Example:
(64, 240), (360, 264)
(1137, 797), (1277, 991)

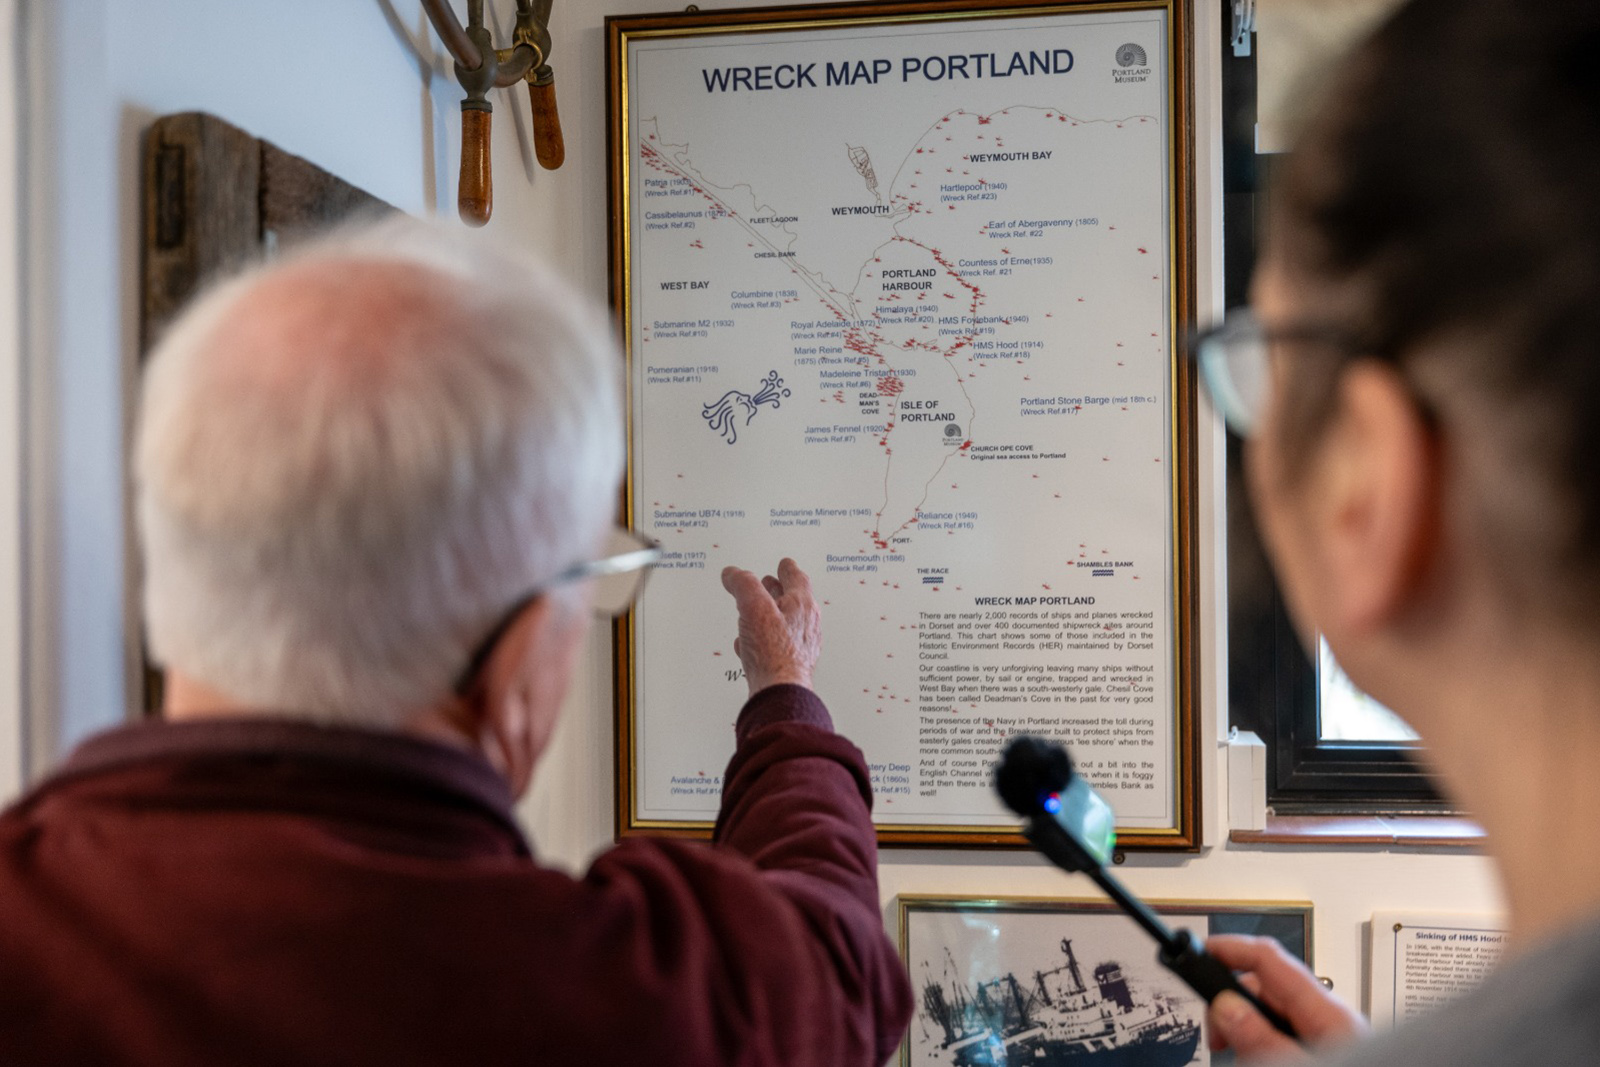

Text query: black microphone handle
(1159, 928), (1298, 1040)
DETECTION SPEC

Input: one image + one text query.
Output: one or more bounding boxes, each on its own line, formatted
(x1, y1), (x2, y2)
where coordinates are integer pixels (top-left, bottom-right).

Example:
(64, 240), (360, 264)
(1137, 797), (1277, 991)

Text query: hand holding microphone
(994, 735), (1299, 1043)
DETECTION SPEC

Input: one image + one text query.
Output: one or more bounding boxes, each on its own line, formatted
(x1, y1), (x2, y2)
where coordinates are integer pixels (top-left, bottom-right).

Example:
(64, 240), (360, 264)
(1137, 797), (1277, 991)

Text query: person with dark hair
(1193, 0), (1600, 1062)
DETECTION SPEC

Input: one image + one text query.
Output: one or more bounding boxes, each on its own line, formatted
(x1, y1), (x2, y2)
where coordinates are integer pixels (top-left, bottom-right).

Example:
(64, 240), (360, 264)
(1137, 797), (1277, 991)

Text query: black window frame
(1218, 11), (1448, 814)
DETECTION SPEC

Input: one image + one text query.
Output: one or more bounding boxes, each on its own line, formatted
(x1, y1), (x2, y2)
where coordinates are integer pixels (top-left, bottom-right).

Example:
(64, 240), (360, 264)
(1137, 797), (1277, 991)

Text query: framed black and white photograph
(898, 894), (1312, 1066)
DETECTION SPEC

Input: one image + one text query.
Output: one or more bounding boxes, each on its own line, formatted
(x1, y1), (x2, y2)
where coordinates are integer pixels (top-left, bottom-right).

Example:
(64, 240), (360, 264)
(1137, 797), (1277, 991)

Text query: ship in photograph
(918, 938), (1201, 1066)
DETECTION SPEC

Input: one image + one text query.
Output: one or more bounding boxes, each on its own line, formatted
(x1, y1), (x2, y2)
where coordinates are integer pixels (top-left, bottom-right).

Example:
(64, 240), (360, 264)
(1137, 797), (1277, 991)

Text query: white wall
(12, 0), (1502, 1017)
(0, 0), (23, 800)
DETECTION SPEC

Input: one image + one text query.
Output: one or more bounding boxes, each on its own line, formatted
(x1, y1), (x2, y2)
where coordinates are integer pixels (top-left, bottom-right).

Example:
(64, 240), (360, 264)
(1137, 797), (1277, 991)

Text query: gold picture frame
(608, 0), (1198, 848)
(898, 893), (1313, 1065)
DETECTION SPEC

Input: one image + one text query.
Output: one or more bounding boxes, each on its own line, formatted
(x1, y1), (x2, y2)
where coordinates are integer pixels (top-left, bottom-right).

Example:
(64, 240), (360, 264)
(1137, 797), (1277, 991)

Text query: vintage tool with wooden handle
(454, 14), (498, 226)
(423, 0), (565, 227)
(523, 0), (564, 171)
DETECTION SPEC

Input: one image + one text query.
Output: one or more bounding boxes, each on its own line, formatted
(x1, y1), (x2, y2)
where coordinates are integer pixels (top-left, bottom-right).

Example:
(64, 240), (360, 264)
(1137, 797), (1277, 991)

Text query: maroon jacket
(0, 684), (912, 1065)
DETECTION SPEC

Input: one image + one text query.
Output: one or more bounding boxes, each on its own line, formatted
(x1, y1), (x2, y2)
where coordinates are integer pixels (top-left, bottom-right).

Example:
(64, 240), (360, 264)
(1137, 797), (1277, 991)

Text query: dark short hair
(1275, 0), (1600, 581)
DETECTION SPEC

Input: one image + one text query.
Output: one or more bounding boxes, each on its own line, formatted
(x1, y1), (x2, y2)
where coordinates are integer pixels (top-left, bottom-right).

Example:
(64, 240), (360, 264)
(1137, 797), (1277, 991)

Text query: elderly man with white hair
(0, 220), (913, 1065)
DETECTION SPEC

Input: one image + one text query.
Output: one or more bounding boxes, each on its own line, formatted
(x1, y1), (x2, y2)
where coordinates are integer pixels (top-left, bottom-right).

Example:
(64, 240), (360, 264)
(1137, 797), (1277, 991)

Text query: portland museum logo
(1113, 42), (1150, 83)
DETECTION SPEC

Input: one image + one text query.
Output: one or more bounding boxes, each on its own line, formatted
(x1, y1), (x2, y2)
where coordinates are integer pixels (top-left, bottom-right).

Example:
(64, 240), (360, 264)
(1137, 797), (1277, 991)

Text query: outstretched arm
(569, 558), (907, 1066)
(712, 558), (912, 1064)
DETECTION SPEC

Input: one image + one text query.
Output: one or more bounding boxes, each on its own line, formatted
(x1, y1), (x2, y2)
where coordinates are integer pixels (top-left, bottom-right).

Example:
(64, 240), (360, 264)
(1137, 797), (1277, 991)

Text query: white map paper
(620, 8), (1182, 832)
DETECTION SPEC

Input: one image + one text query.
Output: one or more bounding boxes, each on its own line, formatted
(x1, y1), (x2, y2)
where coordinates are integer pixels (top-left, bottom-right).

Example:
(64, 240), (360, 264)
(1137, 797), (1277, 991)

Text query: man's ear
(469, 594), (588, 797)
(1319, 361), (1441, 637)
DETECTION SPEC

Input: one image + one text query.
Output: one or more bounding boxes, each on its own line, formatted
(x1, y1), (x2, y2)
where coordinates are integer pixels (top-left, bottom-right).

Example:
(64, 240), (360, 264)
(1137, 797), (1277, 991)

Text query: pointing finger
(777, 557), (812, 596)
(722, 566), (763, 605)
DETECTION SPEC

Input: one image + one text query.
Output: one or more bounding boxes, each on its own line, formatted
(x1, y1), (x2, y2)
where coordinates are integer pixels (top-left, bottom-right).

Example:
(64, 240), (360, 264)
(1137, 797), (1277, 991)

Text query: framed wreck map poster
(608, 0), (1198, 847)
(898, 895), (1313, 1066)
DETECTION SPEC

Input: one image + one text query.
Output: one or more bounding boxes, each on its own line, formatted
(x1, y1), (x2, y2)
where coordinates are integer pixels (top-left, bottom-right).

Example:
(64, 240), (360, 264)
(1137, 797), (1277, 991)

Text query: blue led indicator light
(1043, 794), (1062, 814)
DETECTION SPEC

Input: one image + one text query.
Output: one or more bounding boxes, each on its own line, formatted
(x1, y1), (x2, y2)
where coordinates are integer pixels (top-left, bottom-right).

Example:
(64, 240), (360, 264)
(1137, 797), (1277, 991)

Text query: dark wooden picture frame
(137, 111), (392, 713)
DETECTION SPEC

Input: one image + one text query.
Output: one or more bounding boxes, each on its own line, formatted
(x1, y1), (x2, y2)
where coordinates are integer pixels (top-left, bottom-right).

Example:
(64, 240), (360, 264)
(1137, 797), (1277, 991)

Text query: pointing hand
(720, 558), (822, 696)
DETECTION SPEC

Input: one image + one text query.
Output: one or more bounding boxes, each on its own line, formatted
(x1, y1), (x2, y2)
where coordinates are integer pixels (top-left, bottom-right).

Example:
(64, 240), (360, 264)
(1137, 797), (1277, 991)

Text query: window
(1319, 641), (1417, 743)
(1219, 5), (1446, 813)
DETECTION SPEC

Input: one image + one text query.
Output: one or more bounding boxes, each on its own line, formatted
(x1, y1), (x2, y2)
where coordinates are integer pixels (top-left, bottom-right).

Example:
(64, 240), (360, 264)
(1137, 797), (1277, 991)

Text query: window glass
(1255, 0), (1404, 152)
(1222, 2), (1444, 808)
(1317, 640), (1418, 743)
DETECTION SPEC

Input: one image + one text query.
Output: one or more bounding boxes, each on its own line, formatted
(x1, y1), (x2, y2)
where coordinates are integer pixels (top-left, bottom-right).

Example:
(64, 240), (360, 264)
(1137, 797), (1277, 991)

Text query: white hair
(135, 217), (623, 726)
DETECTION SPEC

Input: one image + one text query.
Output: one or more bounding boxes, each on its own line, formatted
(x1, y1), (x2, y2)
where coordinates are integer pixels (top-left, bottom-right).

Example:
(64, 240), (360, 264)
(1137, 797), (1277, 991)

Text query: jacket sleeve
(712, 683), (914, 1065)
(571, 684), (913, 1067)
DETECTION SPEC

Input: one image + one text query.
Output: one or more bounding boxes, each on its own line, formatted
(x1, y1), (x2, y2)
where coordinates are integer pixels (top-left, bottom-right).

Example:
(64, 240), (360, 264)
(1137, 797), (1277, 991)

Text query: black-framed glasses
(1190, 309), (1375, 437)
(452, 527), (662, 692)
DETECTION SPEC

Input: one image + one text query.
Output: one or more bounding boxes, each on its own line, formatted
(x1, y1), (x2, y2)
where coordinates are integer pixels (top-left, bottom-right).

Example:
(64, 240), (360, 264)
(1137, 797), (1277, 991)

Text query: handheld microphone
(995, 735), (1298, 1041)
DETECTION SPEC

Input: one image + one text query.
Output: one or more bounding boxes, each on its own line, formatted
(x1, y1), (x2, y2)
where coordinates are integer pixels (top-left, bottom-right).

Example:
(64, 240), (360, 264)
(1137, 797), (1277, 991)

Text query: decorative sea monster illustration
(702, 370), (792, 445)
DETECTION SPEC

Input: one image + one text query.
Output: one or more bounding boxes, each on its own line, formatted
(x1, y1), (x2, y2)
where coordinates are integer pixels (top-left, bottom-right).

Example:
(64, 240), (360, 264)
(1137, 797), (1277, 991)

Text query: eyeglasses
(453, 527), (662, 692)
(1190, 309), (1375, 437)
